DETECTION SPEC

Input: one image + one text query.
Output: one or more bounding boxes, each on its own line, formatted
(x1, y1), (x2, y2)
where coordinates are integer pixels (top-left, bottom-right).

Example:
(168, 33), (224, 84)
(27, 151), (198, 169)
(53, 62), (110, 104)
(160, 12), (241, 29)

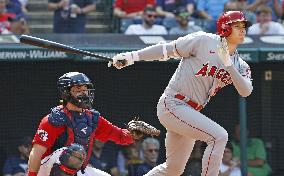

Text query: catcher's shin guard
(50, 143), (87, 176)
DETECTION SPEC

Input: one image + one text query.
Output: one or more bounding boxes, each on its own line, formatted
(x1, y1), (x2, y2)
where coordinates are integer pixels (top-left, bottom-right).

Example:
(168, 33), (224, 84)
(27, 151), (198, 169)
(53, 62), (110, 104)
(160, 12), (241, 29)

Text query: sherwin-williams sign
(0, 34), (284, 62)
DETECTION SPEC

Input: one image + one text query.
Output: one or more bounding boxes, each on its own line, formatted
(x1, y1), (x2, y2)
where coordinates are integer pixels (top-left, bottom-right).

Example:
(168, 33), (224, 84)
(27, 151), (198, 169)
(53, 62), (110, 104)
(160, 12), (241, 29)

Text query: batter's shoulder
(201, 32), (221, 42)
(183, 31), (220, 43)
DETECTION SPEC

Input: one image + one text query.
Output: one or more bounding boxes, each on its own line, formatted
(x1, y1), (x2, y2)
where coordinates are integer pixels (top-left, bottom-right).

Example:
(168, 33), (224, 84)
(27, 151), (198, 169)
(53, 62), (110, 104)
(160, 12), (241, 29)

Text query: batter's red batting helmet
(217, 11), (252, 37)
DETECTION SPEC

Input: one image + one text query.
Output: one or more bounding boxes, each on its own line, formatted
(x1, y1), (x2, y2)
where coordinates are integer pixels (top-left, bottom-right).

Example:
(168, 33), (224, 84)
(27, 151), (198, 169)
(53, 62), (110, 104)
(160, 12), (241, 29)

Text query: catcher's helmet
(217, 11), (252, 37)
(50, 143), (86, 176)
(57, 72), (94, 109)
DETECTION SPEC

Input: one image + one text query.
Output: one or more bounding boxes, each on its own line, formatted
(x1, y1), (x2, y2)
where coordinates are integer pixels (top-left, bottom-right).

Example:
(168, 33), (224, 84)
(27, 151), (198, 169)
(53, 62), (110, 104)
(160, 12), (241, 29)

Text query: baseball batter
(111, 11), (253, 176)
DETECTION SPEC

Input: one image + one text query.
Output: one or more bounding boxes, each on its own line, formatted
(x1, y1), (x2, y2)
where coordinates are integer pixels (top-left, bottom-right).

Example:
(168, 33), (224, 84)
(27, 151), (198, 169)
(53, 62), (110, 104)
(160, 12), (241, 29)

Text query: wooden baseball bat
(19, 35), (113, 61)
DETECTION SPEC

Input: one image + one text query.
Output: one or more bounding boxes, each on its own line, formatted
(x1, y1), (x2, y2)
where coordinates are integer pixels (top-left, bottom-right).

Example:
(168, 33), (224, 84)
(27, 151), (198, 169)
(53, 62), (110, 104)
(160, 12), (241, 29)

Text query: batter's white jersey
(132, 31), (253, 176)
(164, 31), (251, 107)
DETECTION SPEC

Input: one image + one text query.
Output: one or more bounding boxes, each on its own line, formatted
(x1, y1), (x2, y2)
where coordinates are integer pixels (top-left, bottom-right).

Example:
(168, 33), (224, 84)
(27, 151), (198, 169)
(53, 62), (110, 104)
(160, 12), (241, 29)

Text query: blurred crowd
(113, 0), (284, 35)
(1, 0), (284, 35)
(2, 122), (272, 176)
(0, 0), (29, 35)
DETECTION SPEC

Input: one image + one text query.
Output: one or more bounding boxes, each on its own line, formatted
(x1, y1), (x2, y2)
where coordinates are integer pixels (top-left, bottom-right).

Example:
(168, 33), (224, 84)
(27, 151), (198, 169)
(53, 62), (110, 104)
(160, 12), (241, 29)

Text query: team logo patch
(37, 129), (48, 141)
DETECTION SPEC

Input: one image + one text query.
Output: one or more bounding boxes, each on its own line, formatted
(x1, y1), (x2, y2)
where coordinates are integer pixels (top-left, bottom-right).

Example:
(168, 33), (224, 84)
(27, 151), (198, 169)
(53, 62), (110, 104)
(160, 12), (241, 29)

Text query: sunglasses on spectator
(147, 14), (157, 18)
(147, 149), (159, 153)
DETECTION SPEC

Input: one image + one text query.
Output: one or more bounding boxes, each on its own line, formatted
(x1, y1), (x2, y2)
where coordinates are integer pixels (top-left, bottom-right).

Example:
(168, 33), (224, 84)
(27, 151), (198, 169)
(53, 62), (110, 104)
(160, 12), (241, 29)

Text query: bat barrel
(19, 35), (112, 61)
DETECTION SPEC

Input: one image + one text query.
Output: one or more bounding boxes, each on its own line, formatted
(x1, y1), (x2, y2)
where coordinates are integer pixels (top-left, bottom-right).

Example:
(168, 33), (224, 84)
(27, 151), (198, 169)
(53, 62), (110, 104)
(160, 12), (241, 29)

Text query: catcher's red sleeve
(32, 116), (65, 158)
(95, 116), (134, 145)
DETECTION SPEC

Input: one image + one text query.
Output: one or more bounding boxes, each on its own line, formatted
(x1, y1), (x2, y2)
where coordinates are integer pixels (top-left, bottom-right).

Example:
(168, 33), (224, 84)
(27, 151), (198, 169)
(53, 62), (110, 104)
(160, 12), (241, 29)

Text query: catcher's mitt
(127, 117), (160, 140)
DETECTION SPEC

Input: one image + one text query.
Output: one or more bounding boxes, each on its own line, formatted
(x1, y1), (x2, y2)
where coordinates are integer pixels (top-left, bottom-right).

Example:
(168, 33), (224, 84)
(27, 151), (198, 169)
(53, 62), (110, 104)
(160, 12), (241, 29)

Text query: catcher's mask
(217, 11), (252, 37)
(57, 72), (95, 109)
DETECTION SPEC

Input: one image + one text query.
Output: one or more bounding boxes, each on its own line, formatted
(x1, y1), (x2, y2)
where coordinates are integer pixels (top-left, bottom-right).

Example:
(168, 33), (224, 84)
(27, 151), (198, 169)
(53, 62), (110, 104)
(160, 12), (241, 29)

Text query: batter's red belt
(175, 94), (203, 111)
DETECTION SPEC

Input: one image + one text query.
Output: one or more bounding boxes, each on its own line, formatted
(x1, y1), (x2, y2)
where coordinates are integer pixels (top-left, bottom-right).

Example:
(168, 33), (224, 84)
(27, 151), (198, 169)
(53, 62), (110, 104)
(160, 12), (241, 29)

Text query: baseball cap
(19, 136), (32, 147)
(174, 7), (190, 18)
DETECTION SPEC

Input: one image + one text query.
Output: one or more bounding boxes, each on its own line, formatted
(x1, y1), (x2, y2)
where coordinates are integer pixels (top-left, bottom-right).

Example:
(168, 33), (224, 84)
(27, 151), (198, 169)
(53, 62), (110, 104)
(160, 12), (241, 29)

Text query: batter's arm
(111, 32), (204, 69)
(136, 42), (177, 61)
(137, 32), (205, 61)
(227, 65), (253, 97)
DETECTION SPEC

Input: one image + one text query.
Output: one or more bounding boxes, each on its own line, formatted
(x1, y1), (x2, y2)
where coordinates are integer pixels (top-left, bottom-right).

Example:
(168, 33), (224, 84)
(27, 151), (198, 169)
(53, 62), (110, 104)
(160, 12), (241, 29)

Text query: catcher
(27, 72), (160, 176)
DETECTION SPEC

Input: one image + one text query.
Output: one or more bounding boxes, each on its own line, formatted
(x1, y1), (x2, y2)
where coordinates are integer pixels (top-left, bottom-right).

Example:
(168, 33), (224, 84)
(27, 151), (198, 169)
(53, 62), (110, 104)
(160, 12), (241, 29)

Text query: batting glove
(217, 38), (232, 67)
(109, 51), (139, 69)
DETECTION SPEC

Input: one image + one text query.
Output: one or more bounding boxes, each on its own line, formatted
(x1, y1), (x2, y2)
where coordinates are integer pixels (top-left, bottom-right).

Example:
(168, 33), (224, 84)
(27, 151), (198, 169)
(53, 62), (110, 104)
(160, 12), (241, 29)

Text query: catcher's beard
(67, 94), (93, 109)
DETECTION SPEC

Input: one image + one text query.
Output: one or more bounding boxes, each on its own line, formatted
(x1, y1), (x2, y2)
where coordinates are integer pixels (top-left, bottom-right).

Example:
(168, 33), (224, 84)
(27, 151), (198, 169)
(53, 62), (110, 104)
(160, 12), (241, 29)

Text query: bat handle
(108, 59), (127, 68)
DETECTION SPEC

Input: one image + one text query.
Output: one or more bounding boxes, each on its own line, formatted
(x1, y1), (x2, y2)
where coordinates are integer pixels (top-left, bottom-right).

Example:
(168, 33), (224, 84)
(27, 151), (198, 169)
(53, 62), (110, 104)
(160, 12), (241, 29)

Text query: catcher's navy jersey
(32, 106), (134, 159)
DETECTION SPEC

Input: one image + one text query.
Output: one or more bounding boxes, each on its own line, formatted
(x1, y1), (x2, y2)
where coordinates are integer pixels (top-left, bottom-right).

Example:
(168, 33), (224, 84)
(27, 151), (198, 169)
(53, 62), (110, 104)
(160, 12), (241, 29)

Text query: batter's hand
(218, 38), (232, 67)
(109, 52), (138, 69)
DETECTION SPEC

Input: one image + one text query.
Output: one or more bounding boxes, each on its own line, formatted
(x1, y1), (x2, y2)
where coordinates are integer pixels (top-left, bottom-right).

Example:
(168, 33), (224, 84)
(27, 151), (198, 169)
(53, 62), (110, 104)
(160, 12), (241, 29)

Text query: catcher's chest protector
(48, 106), (99, 167)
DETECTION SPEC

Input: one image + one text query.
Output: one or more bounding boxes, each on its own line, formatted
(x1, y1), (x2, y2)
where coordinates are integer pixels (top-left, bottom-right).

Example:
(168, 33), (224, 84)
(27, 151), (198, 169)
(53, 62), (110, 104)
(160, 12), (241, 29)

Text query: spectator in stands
(197, 0), (229, 32)
(219, 141), (254, 176)
(89, 140), (120, 176)
(135, 138), (160, 176)
(224, 1), (256, 25)
(0, 0), (15, 34)
(5, 0), (29, 34)
(231, 123), (272, 176)
(127, 142), (144, 176)
(113, 0), (155, 33)
(117, 148), (128, 176)
(156, 0), (195, 18)
(117, 141), (144, 176)
(2, 136), (32, 176)
(219, 142), (240, 176)
(9, 15), (30, 34)
(156, 0), (196, 30)
(169, 8), (203, 35)
(182, 141), (203, 176)
(0, 0), (29, 34)
(125, 6), (168, 35)
(17, 0), (28, 13)
(47, 0), (96, 33)
(224, 1), (238, 12)
(248, 5), (284, 35)
(6, 0), (26, 17)
(236, 0), (257, 24)
(245, 0), (282, 22)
